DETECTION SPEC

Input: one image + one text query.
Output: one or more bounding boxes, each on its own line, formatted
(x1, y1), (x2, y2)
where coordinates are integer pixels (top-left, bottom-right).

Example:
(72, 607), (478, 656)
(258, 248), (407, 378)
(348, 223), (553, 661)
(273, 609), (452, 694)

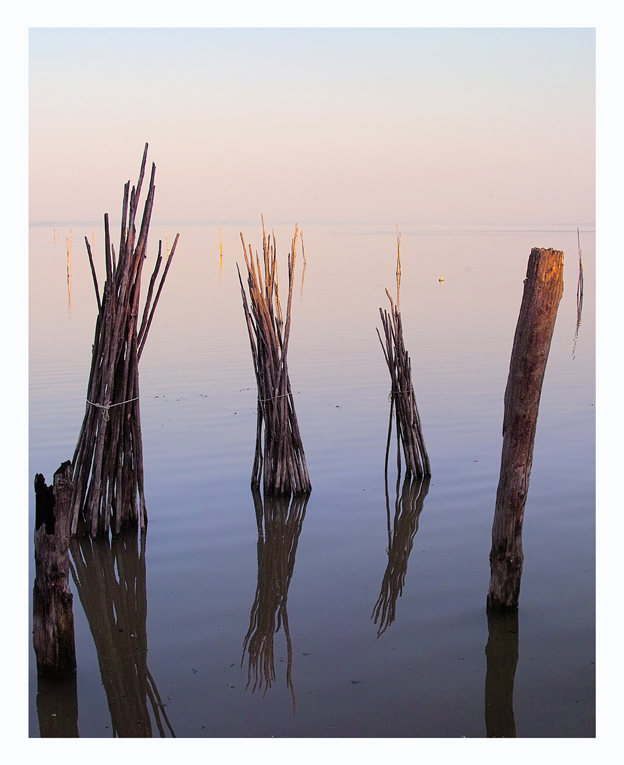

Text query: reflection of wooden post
(33, 462), (76, 678)
(485, 608), (519, 737)
(36, 672), (79, 738)
(487, 248), (564, 609)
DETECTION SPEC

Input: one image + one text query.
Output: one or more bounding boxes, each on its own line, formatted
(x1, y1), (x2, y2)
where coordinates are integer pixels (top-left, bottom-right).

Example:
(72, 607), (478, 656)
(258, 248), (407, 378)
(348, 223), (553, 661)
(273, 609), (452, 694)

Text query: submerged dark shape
(70, 143), (179, 538)
(69, 527), (175, 738)
(237, 217), (311, 495)
(242, 487), (309, 710)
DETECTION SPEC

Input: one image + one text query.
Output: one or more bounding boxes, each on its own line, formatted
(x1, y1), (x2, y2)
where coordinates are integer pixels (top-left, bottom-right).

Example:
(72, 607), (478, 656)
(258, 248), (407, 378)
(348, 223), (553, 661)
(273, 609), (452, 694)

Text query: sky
(28, 26), (595, 227)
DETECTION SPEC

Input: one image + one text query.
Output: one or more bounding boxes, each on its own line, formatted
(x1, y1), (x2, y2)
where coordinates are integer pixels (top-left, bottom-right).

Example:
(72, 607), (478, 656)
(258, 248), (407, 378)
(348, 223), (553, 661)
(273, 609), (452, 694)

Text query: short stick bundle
(237, 218), (311, 495)
(377, 231), (430, 479)
(71, 144), (179, 538)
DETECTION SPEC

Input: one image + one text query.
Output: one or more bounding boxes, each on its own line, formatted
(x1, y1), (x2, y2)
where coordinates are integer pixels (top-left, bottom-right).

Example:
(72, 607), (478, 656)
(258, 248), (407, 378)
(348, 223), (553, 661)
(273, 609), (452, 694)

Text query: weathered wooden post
(487, 248), (564, 610)
(33, 461), (76, 678)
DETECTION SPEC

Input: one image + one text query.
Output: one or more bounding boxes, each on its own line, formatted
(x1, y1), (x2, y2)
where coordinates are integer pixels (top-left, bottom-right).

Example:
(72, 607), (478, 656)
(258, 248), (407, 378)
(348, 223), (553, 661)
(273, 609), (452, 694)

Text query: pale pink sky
(28, 28), (595, 227)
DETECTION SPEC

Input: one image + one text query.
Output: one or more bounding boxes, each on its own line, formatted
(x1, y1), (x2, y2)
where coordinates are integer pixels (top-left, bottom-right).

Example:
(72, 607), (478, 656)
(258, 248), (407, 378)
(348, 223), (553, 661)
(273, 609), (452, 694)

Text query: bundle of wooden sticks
(237, 218), (311, 496)
(71, 144), (179, 538)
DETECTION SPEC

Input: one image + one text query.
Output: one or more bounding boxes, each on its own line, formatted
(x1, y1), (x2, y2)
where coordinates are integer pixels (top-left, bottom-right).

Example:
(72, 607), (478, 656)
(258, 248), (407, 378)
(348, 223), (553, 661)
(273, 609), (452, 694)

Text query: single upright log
(487, 248), (564, 609)
(33, 462), (76, 678)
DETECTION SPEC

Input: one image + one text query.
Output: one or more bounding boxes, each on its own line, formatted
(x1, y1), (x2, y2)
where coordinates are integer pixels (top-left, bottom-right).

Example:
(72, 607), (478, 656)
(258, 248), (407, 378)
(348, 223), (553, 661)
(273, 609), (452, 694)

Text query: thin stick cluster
(237, 218), (311, 495)
(71, 143), (179, 538)
(377, 230), (431, 480)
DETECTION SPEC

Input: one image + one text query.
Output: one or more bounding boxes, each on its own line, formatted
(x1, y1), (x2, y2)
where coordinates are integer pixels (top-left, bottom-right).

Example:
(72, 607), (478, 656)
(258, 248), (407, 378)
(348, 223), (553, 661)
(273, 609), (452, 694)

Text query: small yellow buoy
(439, 275), (444, 283)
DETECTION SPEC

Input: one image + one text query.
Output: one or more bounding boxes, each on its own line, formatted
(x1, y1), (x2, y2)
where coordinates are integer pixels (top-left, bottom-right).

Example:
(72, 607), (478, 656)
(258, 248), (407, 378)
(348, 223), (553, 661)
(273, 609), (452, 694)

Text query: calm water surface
(28, 222), (595, 737)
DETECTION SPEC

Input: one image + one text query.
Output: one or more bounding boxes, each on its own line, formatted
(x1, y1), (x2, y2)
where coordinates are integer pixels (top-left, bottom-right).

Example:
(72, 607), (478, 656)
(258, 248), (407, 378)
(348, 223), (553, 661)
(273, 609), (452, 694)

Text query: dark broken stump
(33, 462), (77, 678)
(487, 248), (564, 610)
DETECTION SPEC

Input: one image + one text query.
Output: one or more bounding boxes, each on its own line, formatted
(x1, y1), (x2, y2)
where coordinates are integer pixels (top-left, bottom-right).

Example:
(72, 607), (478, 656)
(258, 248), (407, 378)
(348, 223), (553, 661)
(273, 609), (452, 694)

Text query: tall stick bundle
(377, 230), (430, 479)
(237, 218), (311, 495)
(70, 144), (179, 538)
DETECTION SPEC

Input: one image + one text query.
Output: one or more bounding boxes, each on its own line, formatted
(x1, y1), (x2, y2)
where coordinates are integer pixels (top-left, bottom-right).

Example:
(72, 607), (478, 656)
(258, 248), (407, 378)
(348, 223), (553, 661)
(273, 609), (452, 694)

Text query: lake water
(28, 221), (595, 738)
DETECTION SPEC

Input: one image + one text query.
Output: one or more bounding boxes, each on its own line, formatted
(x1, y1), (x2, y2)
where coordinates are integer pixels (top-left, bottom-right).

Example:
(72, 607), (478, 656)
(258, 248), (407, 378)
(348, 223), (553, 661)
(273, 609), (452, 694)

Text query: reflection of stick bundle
(487, 248), (564, 610)
(33, 462), (76, 679)
(372, 474), (430, 637)
(242, 487), (309, 709)
(69, 529), (175, 737)
(70, 144), (179, 538)
(237, 218), (311, 495)
(377, 231), (430, 479)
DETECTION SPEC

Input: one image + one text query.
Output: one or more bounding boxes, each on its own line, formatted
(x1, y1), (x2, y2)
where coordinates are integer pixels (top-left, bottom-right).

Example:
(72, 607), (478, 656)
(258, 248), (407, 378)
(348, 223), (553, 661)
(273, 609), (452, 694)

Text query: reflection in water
(372, 405), (430, 636)
(36, 672), (79, 738)
(242, 487), (309, 709)
(69, 529), (175, 737)
(484, 608), (519, 737)
(573, 228), (584, 359)
(372, 474), (430, 637)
